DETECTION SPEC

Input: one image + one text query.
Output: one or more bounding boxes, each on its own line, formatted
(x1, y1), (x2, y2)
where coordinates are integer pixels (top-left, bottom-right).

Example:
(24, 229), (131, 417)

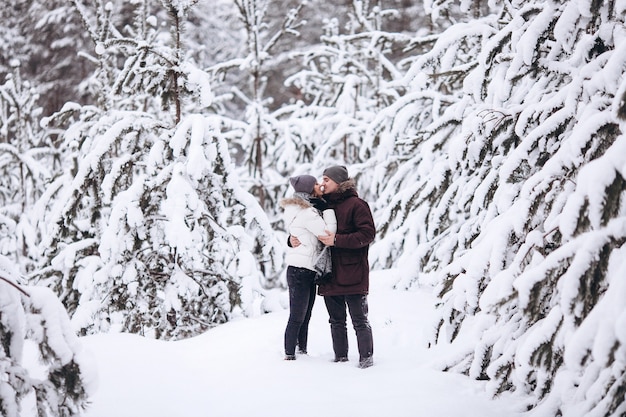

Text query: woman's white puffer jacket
(280, 197), (337, 271)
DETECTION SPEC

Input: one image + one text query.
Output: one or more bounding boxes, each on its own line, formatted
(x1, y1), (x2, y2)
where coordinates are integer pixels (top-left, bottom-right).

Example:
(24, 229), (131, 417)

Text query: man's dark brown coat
(318, 179), (376, 296)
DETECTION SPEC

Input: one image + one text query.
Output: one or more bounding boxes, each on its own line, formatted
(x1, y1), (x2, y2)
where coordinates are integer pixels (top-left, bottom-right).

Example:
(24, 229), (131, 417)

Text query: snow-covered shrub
(34, 100), (283, 339)
(0, 256), (94, 417)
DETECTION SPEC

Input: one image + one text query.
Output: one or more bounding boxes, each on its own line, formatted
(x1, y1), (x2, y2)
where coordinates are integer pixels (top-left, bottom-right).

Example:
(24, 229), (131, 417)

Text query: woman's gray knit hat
(323, 165), (349, 184)
(289, 175), (317, 194)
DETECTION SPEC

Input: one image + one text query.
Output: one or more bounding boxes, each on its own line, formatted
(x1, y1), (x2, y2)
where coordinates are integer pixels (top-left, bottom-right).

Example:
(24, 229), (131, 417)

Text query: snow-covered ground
(81, 269), (525, 417)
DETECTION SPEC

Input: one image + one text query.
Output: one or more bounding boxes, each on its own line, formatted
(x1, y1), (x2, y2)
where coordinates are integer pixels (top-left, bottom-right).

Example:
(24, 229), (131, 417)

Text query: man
(317, 165), (376, 369)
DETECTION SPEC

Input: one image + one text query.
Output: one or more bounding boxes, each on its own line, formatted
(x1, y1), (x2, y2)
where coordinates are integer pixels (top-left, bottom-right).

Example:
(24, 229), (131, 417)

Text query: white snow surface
(76, 269), (524, 417)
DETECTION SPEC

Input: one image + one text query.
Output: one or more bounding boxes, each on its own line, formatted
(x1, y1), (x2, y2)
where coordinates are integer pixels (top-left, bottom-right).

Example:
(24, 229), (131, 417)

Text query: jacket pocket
(336, 254), (363, 286)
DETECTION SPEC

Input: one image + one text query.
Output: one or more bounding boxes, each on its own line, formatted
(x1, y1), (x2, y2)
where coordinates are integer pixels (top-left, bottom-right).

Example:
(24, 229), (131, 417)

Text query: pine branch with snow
(0, 256), (94, 417)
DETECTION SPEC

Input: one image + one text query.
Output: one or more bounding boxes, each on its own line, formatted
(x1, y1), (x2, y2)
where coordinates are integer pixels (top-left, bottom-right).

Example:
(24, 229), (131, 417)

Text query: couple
(280, 165), (376, 369)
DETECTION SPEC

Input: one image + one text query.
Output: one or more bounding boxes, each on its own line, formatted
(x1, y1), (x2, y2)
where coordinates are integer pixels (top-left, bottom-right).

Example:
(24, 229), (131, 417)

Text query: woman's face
(312, 182), (324, 197)
(321, 176), (339, 194)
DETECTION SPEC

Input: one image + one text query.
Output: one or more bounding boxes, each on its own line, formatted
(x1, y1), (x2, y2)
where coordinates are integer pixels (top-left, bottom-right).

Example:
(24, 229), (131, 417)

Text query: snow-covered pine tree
(366, 3), (492, 279)
(220, 0), (306, 214)
(0, 59), (55, 270)
(32, 0), (283, 339)
(369, 0), (626, 414)
(72, 0), (210, 117)
(0, 256), (94, 417)
(36, 104), (169, 335)
(1, 0), (94, 116)
(0, 1), (27, 78)
(181, 0), (245, 120)
(277, 0), (412, 194)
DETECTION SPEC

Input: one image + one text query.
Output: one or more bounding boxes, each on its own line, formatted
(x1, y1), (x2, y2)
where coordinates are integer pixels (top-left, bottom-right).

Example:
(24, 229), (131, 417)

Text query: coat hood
(324, 178), (358, 203)
(279, 196), (313, 209)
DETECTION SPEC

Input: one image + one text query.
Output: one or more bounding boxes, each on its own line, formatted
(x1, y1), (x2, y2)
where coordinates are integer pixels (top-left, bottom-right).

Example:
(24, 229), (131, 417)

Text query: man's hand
(289, 235), (302, 247)
(318, 230), (335, 246)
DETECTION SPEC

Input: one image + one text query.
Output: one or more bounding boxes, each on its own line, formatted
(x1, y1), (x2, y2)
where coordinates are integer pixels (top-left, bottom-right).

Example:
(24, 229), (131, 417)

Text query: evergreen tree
(0, 59), (56, 271)
(369, 0), (626, 414)
(32, 0), (283, 339)
(276, 0), (413, 196)
(218, 0), (307, 214)
(1, 0), (94, 116)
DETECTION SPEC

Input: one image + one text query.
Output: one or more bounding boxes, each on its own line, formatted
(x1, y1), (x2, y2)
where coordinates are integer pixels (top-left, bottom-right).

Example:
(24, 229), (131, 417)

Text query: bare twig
(0, 275), (30, 297)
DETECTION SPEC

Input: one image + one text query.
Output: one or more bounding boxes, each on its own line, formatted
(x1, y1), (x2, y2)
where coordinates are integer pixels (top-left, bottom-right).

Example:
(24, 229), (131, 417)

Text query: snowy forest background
(1, 0), (625, 415)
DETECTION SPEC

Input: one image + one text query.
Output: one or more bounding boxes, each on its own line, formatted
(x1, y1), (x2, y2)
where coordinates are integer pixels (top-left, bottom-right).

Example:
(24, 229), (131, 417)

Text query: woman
(279, 175), (336, 360)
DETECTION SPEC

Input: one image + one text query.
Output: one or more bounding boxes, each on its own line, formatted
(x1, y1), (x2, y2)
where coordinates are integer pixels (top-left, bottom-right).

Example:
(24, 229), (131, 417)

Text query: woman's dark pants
(284, 266), (317, 356)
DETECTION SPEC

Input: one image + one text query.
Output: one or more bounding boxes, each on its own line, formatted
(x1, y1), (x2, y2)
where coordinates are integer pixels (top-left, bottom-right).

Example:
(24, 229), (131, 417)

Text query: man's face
(321, 176), (339, 194)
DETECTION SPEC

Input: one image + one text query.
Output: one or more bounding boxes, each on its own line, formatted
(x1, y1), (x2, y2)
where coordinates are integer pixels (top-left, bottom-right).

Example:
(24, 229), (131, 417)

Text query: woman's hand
(289, 235), (302, 247)
(318, 231), (335, 246)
